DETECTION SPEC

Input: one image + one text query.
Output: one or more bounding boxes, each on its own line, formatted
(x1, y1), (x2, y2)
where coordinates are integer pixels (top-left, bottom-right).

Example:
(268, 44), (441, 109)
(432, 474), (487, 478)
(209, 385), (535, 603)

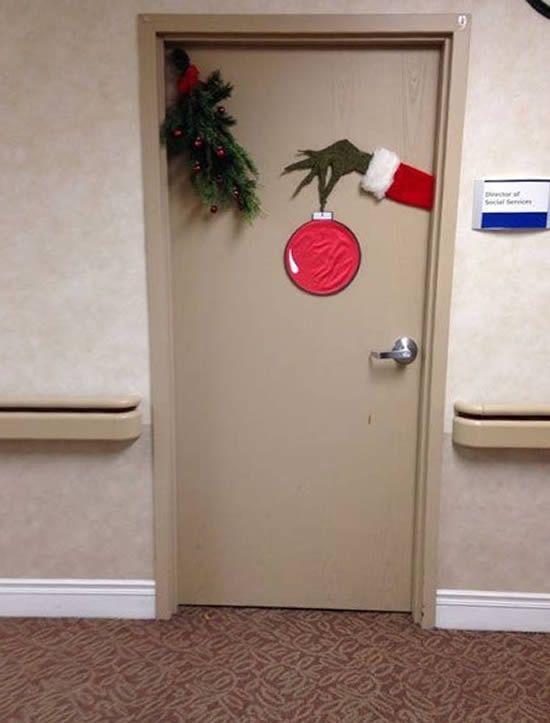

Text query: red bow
(177, 65), (200, 95)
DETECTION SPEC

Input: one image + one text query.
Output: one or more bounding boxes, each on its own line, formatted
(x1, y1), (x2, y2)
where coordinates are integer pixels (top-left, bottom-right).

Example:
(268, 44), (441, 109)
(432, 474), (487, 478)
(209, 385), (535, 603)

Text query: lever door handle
(371, 337), (419, 366)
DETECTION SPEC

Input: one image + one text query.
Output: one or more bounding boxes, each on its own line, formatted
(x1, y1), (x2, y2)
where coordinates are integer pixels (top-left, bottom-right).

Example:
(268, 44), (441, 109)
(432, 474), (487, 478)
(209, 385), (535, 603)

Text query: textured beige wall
(0, 431), (154, 578)
(1, 0), (549, 588)
(438, 0), (550, 592)
(439, 437), (550, 592)
(445, 2), (550, 429)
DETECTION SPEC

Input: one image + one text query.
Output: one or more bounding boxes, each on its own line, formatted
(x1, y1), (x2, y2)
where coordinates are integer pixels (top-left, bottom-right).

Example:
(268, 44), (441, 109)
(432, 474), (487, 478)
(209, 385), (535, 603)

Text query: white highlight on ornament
(288, 249), (299, 274)
(360, 148), (400, 200)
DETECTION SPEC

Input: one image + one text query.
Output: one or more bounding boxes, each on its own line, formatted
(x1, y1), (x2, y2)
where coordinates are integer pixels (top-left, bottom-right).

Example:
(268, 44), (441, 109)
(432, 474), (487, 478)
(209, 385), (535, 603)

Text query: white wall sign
(473, 179), (550, 230)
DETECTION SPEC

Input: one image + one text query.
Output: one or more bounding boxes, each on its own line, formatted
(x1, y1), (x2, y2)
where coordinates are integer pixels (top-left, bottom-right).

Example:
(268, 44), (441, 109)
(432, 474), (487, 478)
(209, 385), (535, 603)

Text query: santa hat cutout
(360, 148), (434, 210)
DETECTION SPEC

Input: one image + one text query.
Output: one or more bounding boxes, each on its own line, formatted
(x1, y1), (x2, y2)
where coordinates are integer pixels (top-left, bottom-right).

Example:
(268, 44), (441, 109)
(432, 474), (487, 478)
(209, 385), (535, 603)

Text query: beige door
(169, 44), (440, 611)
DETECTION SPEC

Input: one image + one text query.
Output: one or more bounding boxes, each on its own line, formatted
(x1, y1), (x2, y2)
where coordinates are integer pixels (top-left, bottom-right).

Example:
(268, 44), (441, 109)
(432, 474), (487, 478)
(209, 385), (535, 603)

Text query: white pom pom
(360, 148), (400, 200)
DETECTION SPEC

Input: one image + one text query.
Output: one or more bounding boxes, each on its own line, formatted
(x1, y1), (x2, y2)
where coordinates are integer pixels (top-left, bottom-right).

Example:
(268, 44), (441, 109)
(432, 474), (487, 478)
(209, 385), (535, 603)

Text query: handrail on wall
(453, 401), (550, 449)
(0, 396), (142, 441)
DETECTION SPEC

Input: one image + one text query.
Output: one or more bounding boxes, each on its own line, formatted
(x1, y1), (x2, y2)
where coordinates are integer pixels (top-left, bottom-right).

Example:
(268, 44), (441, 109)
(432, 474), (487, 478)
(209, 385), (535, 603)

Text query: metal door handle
(371, 337), (418, 366)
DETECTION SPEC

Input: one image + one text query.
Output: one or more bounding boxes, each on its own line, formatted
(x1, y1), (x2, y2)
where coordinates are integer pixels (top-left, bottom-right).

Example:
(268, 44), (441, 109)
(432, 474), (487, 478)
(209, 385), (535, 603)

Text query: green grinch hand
(283, 139), (372, 211)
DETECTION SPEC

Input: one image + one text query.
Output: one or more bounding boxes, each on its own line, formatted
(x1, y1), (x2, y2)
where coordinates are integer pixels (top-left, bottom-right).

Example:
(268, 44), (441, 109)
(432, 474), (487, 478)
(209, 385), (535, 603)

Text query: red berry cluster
(183, 136), (243, 214)
(188, 141), (226, 174)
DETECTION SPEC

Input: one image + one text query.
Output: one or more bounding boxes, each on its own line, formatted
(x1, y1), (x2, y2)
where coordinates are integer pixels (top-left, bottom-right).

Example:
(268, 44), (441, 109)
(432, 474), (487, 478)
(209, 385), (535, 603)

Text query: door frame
(137, 13), (470, 626)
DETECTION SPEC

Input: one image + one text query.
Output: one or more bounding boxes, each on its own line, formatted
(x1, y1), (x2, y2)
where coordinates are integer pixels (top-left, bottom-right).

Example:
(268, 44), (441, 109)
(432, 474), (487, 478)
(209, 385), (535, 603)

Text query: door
(169, 43), (440, 611)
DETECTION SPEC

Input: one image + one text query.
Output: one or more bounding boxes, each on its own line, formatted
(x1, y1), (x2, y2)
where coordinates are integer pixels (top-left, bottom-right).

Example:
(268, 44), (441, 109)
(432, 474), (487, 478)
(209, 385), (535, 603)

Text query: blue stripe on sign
(481, 212), (548, 229)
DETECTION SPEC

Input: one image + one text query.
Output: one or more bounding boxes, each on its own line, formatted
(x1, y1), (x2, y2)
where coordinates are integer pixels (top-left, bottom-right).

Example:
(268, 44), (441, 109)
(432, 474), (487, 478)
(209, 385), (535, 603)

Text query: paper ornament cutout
(284, 212), (361, 296)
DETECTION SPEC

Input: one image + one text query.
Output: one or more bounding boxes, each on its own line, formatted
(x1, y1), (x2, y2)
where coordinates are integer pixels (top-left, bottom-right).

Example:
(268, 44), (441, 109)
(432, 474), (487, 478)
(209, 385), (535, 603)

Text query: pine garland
(160, 49), (261, 222)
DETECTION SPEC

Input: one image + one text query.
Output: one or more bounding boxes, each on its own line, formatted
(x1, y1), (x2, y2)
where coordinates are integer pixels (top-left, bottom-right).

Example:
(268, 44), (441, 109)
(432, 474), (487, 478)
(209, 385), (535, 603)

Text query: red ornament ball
(215, 174), (224, 185)
(172, 127), (184, 138)
(283, 215), (361, 296)
(215, 146), (226, 159)
(217, 106), (226, 114)
(192, 162), (201, 174)
(210, 205), (218, 214)
(193, 137), (204, 150)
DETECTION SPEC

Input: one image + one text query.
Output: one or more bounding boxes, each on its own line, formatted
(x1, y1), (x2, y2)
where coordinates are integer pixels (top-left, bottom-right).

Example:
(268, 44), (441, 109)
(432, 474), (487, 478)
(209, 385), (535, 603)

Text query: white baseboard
(3, 581), (547, 629)
(0, 578), (155, 619)
(436, 589), (550, 632)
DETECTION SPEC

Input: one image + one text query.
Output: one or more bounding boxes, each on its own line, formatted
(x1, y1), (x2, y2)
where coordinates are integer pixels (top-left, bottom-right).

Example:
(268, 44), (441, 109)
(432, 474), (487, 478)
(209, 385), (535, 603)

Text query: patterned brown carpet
(1, 607), (550, 722)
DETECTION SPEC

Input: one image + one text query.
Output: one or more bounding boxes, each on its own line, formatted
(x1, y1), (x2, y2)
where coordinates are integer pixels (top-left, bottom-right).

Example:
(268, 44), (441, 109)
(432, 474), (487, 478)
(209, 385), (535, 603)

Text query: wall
(438, 0), (550, 593)
(0, 0), (548, 593)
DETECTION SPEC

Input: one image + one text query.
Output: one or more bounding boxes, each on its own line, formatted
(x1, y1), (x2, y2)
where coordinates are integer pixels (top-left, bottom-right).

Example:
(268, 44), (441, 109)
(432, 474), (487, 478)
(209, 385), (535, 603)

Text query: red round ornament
(284, 212), (361, 296)
(215, 146), (226, 159)
(172, 127), (183, 138)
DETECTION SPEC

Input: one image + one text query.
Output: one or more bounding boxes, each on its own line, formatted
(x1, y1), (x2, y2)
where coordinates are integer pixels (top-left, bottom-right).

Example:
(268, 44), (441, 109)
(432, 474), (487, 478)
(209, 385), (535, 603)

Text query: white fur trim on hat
(360, 148), (401, 200)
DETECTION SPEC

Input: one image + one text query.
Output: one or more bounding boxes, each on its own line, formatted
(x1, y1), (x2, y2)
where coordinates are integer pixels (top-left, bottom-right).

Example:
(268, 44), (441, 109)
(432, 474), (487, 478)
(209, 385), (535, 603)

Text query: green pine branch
(160, 56), (261, 222)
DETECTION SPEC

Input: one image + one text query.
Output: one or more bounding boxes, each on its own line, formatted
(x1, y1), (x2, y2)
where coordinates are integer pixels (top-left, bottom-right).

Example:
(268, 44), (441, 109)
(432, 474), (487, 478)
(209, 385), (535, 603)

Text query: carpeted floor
(1, 608), (550, 722)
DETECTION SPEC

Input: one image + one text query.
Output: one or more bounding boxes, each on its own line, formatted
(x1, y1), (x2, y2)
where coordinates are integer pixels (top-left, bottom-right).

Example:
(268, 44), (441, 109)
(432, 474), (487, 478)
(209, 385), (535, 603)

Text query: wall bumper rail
(453, 401), (550, 449)
(0, 396), (142, 441)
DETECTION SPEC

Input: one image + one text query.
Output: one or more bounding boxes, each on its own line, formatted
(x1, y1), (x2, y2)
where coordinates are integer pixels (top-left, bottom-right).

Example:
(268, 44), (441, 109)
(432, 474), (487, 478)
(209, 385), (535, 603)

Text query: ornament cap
(312, 211), (333, 220)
